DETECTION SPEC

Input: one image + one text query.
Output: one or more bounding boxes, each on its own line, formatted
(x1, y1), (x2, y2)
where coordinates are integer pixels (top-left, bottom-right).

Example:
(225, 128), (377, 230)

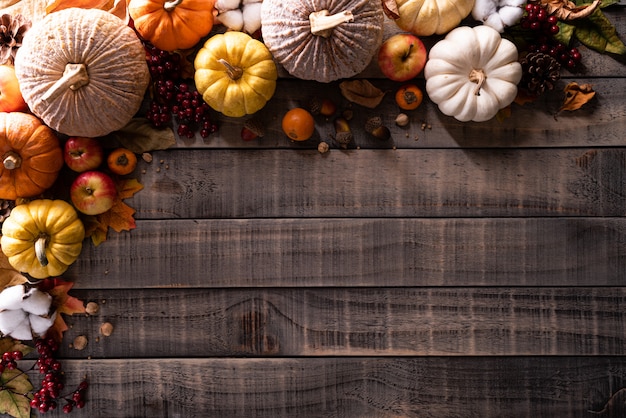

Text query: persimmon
(107, 148), (137, 175)
(281, 108), (315, 141)
(395, 84), (423, 110)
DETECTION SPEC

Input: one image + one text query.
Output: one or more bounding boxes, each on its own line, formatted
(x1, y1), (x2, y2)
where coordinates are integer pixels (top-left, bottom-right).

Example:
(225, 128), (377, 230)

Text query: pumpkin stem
(309, 10), (354, 38)
(218, 58), (244, 80)
(35, 235), (49, 267)
(40, 63), (90, 105)
(2, 150), (21, 170)
(469, 68), (486, 96)
(164, 0), (182, 12)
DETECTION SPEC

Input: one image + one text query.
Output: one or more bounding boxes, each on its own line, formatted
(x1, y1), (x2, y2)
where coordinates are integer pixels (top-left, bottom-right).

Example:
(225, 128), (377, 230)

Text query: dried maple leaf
(538, 0), (601, 21)
(84, 178), (143, 245)
(555, 81), (595, 118)
(339, 79), (386, 109)
(0, 250), (27, 291)
(38, 278), (86, 342)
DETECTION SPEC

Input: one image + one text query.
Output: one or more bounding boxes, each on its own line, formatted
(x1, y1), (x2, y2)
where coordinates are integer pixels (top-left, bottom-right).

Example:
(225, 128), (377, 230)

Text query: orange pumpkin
(129, 0), (216, 51)
(0, 112), (63, 200)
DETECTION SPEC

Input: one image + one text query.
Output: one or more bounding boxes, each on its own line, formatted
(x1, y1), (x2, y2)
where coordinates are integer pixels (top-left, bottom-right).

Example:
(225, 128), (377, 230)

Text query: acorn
(241, 118), (265, 141)
(309, 97), (337, 117)
(333, 117), (353, 149)
(365, 116), (391, 141)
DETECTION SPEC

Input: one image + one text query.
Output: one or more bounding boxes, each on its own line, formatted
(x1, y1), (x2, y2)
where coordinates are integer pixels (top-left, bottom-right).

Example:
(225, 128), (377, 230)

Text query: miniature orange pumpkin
(129, 0), (217, 51)
(0, 112), (63, 200)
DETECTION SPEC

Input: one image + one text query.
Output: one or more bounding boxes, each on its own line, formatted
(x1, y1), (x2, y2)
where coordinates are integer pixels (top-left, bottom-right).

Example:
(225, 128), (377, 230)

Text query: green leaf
(554, 21), (576, 46)
(573, 8), (626, 55)
(0, 338), (33, 359)
(0, 369), (33, 418)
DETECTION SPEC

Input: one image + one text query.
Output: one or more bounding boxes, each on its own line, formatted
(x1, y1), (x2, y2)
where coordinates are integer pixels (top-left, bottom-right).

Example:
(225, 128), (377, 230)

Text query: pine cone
(519, 52), (561, 97)
(0, 199), (15, 226)
(0, 13), (31, 65)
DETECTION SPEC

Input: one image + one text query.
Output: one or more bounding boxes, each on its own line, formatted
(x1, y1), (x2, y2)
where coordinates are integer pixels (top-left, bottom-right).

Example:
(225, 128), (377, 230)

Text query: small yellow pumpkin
(1, 199), (85, 279)
(194, 31), (277, 118)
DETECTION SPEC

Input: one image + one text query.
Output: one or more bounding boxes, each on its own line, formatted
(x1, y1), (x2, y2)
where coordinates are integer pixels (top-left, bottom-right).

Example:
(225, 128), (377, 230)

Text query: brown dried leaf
(339, 80), (386, 109)
(556, 82), (595, 117)
(540, 0), (601, 21)
(114, 118), (177, 154)
(0, 250), (27, 291)
(382, 0), (399, 19)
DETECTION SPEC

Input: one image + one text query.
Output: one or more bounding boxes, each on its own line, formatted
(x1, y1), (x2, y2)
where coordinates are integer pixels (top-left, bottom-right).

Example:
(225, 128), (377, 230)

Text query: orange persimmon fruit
(395, 84), (423, 111)
(107, 147), (137, 175)
(281, 108), (315, 141)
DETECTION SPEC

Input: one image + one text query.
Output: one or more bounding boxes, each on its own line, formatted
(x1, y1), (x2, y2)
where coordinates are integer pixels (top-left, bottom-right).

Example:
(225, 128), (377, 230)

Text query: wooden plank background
(13, 8), (626, 418)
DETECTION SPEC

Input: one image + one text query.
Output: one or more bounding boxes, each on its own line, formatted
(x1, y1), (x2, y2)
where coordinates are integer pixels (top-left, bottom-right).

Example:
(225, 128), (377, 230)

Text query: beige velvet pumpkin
(261, 0), (384, 82)
(14, 8), (150, 137)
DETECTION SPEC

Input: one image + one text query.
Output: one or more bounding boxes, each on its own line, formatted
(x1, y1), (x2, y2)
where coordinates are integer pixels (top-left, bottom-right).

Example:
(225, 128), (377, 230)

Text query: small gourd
(261, 0), (384, 82)
(14, 8), (150, 137)
(395, 0), (475, 36)
(194, 31), (277, 118)
(0, 112), (63, 200)
(1, 199), (85, 279)
(129, 0), (217, 52)
(424, 25), (522, 122)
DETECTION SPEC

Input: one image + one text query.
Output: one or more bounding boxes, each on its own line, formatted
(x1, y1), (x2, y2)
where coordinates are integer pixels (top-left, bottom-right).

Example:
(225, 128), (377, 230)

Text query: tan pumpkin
(1, 199), (85, 279)
(261, 0), (384, 82)
(14, 8), (150, 137)
(395, 0), (475, 36)
(0, 112), (63, 200)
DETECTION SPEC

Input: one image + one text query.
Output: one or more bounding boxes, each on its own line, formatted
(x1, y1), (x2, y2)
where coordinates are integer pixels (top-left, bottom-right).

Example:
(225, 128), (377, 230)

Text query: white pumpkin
(424, 25), (522, 122)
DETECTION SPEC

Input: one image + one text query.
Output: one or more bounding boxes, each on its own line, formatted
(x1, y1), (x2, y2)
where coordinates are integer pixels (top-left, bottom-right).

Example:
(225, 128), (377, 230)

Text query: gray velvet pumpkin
(14, 8), (150, 137)
(261, 0), (384, 82)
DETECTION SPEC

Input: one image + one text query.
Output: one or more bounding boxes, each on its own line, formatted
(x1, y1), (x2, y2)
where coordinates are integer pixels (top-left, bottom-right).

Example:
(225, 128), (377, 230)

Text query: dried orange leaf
(555, 82), (595, 118)
(339, 79), (386, 109)
(39, 278), (86, 342)
(118, 178), (144, 200)
(382, 0), (399, 19)
(0, 250), (27, 291)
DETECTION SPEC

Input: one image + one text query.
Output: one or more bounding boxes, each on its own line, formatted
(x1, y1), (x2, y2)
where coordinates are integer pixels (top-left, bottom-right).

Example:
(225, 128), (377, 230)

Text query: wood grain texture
(67, 218), (626, 288)
(129, 148), (626, 219)
(57, 287), (626, 358)
(28, 357), (626, 418)
(160, 77), (626, 150)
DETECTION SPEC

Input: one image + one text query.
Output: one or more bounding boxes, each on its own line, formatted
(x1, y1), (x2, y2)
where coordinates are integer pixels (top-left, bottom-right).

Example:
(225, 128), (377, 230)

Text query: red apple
(70, 170), (117, 215)
(64, 137), (104, 172)
(377, 34), (428, 82)
(0, 65), (27, 112)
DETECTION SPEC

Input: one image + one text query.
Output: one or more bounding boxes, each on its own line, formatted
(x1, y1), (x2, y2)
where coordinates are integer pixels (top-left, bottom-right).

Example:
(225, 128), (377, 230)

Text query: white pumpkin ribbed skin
(14, 8), (150, 137)
(424, 25), (522, 122)
(396, 0), (475, 36)
(261, 0), (384, 82)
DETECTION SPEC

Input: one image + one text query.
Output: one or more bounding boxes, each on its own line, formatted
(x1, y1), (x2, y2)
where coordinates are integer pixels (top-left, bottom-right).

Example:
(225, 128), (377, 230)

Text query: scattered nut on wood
(85, 301), (99, 315)
(142, 152), (153, 163)
(395, 113), (410, 127)
(99, 322), (114, 337)
(73, 335), (88, 350)
(318, 142), (330, 154)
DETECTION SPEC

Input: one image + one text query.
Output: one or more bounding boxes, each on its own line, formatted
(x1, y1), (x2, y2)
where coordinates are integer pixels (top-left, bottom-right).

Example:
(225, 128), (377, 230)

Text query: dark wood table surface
(25, 9), (626, 418)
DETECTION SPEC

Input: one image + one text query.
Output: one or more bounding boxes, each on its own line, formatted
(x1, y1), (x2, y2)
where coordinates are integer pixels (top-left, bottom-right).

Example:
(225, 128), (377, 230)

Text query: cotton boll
(219, 9), (244, 31)
(485, 13), (505, 33)
(499, 6), (524, 27)
(20, 287), (52, 316)
(472, 0), (497, 21)
(501, 0), (525, 7)
(0, 284), (27, 311)
(243, 2), (263, 34)
(242, 0), (261, 5)
(0, 309), (29, 339)
(215, 0), (241, 12)
(29, 311), (57, 336)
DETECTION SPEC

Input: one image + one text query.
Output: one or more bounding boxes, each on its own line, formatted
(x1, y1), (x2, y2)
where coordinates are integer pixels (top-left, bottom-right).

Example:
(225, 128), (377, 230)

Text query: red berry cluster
(143, 43), (218, 139)
(0, 350), (23, 372)
(27, 338), (89, 414)
(519, 2), (583, 69)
